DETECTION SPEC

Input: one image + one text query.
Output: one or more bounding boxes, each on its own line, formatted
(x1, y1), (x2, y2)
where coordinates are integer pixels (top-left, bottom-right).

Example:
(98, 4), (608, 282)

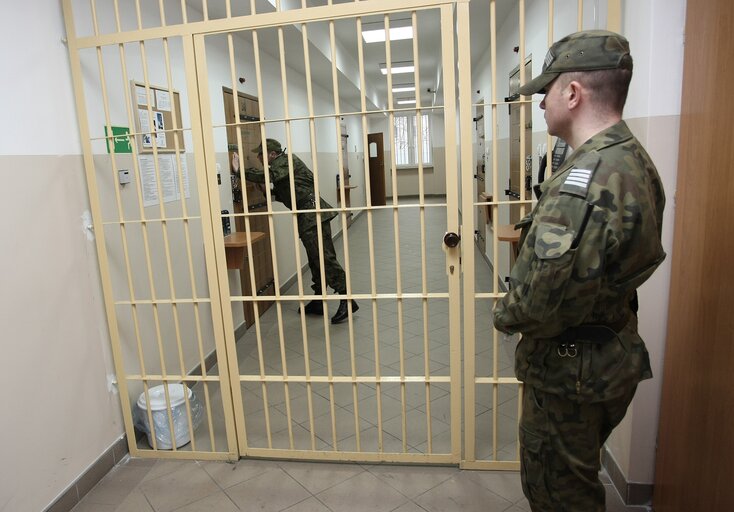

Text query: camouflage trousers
(300, 222), (346, 294)
(519, 383), (637, 511)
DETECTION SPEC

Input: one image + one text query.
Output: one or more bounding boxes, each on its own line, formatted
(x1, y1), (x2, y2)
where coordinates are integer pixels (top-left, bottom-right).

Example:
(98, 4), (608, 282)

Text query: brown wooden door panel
(368, 132), (386, 206)
(653, 0), (734, 510)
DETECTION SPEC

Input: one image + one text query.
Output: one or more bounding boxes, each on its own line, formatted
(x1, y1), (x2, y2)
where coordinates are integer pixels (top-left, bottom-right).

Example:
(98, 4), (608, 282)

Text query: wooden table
(223, 231), (266, 269)
(496, 224), (521, 265)
(223, 231), (269, 328)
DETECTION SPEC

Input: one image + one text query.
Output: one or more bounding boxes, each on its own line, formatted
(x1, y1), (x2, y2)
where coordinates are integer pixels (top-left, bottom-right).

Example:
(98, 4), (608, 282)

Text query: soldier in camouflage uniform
(493, 31), (666, 511)
(246, 139), (358, 324)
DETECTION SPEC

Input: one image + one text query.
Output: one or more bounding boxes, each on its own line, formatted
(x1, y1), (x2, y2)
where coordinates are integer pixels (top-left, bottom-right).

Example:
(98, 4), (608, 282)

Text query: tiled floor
(71, 456), (648, 511)
(94, 198), (650, 511)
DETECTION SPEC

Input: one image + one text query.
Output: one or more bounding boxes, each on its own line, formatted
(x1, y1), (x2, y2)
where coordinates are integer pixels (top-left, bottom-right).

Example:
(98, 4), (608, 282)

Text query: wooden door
(653, 0), (734, 509)
(222, 88), (275, 327)
(368, 132), (386, 206)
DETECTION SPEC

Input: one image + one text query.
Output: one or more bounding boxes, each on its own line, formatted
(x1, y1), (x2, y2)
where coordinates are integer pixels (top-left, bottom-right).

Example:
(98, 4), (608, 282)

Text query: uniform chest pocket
(527, 223), (577, 320)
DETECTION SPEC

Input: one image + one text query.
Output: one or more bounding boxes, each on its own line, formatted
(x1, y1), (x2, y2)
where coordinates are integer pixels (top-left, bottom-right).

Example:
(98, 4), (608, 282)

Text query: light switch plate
(118, 169), (131, 184)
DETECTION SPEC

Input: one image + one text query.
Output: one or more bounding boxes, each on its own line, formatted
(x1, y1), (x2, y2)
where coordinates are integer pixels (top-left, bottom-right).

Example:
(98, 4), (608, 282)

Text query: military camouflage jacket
(245, 152), (336, 236)
(493, 122), (665, 399)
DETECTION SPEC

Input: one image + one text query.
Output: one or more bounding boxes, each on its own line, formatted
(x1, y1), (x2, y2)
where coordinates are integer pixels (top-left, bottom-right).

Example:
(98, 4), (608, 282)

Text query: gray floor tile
(316, 472), (408, 512)
(70, 501), (115, 512)
(201, 459), (282, 490)
(414, 475), (513, 512)
(114, 489), (155, 512)
(280, 460), (366, 495)
(381, 408), (451, 450)
(172, 491), (240, 512)
(463, 469), (525, 504)
(78, 466), (151, 505)
(138, 462), (220, 512)
(391, 502), (431, 512)
(337, 424), (406, 453)
(225, 467), (311, 512)
(281, 496), (333, 512)
(366, 464), (458, 499)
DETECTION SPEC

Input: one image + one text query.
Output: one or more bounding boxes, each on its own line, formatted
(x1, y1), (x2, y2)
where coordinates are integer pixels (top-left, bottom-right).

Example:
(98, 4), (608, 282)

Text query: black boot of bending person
(299, 288), (323, 315)
(299, 300), (323, 315)
(331, 299), (359, 324)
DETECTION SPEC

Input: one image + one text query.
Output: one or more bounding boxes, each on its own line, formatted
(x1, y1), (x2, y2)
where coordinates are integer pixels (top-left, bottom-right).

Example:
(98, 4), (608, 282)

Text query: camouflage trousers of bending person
(519, 383), (637, 512)
(300, 222), (346, 295)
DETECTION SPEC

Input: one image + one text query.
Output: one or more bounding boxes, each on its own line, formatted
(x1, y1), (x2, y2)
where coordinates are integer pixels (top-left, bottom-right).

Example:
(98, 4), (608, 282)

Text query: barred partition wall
(62, 0), (620, 466)
(465, 0), (622, 470)
(192, 2), (465, 462)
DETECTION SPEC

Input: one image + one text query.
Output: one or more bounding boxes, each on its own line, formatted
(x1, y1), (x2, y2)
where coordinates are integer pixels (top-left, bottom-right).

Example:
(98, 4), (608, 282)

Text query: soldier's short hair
(561, 54), (634, 114)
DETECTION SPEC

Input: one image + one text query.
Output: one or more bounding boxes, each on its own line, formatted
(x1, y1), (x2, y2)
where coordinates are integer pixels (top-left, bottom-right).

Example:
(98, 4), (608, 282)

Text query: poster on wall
(139, 154), (190, 207)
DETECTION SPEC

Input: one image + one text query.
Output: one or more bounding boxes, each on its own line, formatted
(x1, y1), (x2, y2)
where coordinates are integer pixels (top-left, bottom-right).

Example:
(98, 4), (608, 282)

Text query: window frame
(393, 112), (433, 169)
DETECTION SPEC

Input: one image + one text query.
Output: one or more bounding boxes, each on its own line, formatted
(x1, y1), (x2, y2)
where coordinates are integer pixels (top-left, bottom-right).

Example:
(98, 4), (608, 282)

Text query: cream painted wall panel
(0, 3), (123, 510)
(0, 155), (122, 512)
(608, 115), (680, 483)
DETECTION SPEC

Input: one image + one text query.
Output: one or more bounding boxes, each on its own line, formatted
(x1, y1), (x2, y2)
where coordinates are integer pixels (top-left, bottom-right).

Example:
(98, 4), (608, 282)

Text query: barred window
(394, 113), (432, 167)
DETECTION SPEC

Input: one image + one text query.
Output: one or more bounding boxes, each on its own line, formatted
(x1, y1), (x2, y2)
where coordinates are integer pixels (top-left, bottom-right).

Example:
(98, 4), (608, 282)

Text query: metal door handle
(443, 232), (461, 248)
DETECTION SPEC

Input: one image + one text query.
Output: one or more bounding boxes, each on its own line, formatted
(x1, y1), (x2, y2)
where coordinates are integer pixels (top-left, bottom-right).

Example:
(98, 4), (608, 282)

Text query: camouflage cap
(251, 138), (282, 154)
(519, 30), (631, 96)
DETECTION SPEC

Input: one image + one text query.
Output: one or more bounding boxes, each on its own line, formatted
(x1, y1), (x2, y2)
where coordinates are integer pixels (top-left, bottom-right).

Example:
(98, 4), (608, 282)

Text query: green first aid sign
(105, 126), (132, 153)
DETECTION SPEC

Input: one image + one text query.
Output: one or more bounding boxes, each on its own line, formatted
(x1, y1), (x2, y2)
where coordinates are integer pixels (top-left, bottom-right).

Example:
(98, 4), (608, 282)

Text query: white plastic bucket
(135, 384), (194, 449)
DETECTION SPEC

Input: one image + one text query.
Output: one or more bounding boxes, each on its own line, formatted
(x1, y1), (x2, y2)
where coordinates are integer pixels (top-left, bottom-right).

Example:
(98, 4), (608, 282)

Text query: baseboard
(45, 435), (128, 512)
(602, 446), (654, 507)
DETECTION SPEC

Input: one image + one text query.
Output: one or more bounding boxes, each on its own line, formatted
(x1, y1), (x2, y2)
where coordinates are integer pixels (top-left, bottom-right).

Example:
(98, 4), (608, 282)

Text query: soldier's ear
(566, 81), (582, 110)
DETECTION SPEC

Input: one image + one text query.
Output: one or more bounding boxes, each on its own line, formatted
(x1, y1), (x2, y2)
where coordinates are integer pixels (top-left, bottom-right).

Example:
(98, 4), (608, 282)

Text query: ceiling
(203, 0), (514, 112)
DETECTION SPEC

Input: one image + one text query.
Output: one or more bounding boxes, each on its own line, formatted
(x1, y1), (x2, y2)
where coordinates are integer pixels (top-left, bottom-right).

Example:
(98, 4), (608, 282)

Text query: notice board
(131, 81), (185, 153)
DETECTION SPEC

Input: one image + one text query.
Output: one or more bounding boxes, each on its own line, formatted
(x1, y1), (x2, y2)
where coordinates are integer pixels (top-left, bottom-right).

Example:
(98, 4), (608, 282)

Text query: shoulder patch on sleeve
(559, 152), (601, 198)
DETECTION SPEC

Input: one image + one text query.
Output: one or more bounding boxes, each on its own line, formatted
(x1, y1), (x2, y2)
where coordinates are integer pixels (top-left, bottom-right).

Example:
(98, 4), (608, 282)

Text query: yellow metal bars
(64, 0), (239, 458)
(410, 10), (435, 453)
(384, 13), (410, 454)
(298, 20), (320, 451)
(62, 0), (139, 458)
(186, 34), (241, 459)
(275, 21), (298, 452)
(69, 0), (476, 465)
(355, 16), (386, 453)
(438, 3), (462, 462)
(249, 26), (278, 450)
(328, 17), (362, 450)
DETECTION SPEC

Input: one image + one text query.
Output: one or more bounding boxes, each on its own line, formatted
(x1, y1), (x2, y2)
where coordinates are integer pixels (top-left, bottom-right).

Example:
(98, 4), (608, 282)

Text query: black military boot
(299, 300), (323, 315)
(331, 299), (359, 324)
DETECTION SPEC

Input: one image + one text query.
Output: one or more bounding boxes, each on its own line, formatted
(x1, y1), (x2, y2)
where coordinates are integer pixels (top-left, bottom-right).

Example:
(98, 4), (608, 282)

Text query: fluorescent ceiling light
(392, 85), (415, 93)
(397, 99), (416, 105)
(362, 26), (414, 43)
(380, 63), (415, 75)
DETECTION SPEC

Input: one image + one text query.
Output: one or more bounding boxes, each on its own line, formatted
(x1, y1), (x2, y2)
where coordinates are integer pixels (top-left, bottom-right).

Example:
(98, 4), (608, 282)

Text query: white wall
(0, 2), (122, 511)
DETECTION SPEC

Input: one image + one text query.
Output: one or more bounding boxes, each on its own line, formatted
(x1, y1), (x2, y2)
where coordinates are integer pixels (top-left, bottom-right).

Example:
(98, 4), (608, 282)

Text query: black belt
(546, 314), (629, 344)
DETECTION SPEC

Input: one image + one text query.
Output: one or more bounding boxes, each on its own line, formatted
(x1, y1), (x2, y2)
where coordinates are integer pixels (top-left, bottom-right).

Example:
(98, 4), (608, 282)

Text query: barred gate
(63, 0), (619, 468)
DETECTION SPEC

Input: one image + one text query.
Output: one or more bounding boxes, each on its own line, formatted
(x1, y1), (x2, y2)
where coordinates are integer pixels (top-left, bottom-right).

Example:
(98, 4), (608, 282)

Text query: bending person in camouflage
(493, 31), (665, 511)
(246, 139), (358, 324)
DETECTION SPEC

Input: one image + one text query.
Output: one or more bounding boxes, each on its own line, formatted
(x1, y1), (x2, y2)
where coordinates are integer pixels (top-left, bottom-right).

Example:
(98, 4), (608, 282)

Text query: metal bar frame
(64, 0), (622, 467)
